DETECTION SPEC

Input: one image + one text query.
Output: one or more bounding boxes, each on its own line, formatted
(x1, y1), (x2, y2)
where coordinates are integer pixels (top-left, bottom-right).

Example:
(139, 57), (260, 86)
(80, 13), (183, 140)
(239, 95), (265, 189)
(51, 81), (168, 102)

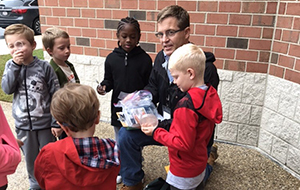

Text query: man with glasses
(118, 5), (219, 190)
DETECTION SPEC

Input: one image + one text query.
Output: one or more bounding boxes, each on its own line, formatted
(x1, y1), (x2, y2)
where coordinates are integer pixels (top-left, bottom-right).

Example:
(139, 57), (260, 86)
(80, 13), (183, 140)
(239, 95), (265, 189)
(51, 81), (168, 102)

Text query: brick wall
(38, 0), (300, 84)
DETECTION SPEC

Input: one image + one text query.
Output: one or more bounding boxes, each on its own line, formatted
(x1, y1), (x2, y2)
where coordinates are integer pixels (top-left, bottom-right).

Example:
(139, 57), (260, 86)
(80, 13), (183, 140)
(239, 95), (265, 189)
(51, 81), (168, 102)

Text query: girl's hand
(97, 85), (106, 95)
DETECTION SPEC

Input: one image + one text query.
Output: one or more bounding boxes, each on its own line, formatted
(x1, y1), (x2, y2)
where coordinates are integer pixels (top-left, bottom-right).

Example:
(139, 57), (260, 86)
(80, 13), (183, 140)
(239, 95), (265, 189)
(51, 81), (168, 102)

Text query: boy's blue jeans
(118, 127), (213, 186)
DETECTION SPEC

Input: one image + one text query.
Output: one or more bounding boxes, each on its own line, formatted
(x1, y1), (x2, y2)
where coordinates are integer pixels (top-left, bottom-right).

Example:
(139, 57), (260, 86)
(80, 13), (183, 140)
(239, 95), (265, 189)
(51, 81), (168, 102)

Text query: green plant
(0, 49), (44, 102)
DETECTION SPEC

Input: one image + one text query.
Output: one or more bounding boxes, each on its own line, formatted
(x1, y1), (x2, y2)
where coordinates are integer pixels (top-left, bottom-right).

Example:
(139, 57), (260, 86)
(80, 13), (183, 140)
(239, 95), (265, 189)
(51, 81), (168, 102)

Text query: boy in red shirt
(141, 44), (222, 190)
(34, 83), (120, 190)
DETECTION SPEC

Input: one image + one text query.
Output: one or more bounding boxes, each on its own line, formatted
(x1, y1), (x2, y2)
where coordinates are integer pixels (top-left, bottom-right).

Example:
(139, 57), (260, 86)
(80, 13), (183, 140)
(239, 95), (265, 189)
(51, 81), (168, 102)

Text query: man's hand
(51, 127), (63, 138)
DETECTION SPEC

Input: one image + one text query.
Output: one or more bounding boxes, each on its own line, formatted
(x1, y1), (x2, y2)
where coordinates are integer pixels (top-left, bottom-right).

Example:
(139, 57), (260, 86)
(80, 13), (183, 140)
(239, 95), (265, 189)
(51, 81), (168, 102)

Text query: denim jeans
(118, 127), (161, 186)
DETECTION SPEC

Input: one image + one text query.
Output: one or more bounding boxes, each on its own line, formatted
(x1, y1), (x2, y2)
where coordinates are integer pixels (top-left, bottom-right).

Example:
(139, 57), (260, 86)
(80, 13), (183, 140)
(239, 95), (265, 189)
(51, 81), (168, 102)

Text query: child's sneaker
(117, 174), (122, 184)
(120, 181), (143, 190)
(207, 144), (218, 166)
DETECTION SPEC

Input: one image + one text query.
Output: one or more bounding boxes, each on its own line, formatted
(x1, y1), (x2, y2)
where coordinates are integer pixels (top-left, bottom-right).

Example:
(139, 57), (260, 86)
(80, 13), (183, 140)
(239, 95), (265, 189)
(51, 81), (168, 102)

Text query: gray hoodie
(2, 57), (60, 130)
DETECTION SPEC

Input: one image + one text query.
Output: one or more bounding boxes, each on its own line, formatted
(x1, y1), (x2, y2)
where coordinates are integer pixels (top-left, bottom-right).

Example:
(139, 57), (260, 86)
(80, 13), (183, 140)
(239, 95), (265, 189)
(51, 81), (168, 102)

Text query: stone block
(279, 118), (300, 147)
(216, 122), (238, 142)
(295, 101), (300, 123)
(221, 101), (229, 121)
(249, 105), (262, 125)
(218, 69), (233, 81)
(258, 129), (273, 154)
(242, 82), (265, 105)
(264, 84), (280, 111)
(260, 108), (284, 135)
(237, 124), (259, 146)
(229, 103), (251, 124)
(287, 146), (300, 173)
(271, 137), (288, 164)
(278, 92), (297, 119)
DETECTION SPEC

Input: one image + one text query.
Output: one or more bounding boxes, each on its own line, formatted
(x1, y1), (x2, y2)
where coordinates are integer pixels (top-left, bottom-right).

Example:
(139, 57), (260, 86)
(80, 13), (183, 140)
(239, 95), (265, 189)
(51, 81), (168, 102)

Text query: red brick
(190, 13), (205, 23)
(278, 2), (286, 15)
(189, 35), (204, 46)
(139, 0), (156, 10)
(60, 18), (74, 27)
(289, 44), (300, 57)
(88, 0), (104, 8)
(67, 28), (82, 36)
(52, 8), (66, 17)
(207, 13), (228, 24)
(262, 28), (274, 39)
(282, 30), (299, 43)
(239, 27), (261, 38)
(219, 2), (241, 13)
(249, 39), (271, 51)
(46, 17), (59, 25)
(106, 39), (117, 49)
(146, 32), (159, 43)
(82, 29), (97, 38)
(81, 9), (96, 18)
(214, 59), (224, 70)
(40, 17), (46, 25)
(295, 59), (300, 71)
(70, 37), (76, 46)
(246, 62), (268, 73)
(195, 24), (216, 35)
(112, 10), (128, 19)
(205, 36), (226, 47)
(97, 29), (113, 39)
(45, 0), (58, 6)
(278, 55), (295, 69)
(229, 14), (251, 25)
(286, 3), (300, 16)
(91, 38), (105, 48)
(97, 10), (111, 18)
(276, 16), (293, 29)
(100, 49), (112, 57)
(253, 15), (275, 27)
(58, 0), (72, 7)
(285, 69), (300, 84)
(272, 41), (288, 54)
(266, 2), (278, 14)
(149, 53), (156, 62)
(84, 47), (99, 56)
(105, 0), (120, 8)
(236, 50), (258, 61)
(139, 22), (156, 32)
(224, 60), (246, 72)
(121, 0), (138, 9)
(259, 51), (270, 63)
(147, 12), (157, 22)
(198, 1), (218, 12)
(38, 0), (45, 6)
(217, 25), (238, 37)
(294, 18), (300, 30)
(242, 2), (265, 13)
(39, 7), (52, 16)
(215, 48), (235, 59)
(269, 64), (284, 78)
(158, 1), (176, 10)
(75, 18), (89, 27)
(274, 29), (282, 40)
(178, 1), (197, 11)
(67, 9), (80, 17)
(71, 46), (83, 54)
(201, 47), (213, 53)
(89, 19), (104, 28)
(74, 0), (87, 7)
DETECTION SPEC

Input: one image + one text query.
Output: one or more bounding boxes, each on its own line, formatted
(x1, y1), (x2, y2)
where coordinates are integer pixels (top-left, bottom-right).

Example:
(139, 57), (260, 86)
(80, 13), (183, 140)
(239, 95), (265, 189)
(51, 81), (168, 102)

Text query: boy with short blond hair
(34, 83), (120, 190)
(2, 24), (60, 190)
(141, 44), (223, 190)
(42, 27), (80, 139)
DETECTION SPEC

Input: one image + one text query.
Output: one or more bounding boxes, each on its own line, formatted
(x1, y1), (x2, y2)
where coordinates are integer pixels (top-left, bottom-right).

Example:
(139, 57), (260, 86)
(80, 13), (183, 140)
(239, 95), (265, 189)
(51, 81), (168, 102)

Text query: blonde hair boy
(42, 27), (69, 54)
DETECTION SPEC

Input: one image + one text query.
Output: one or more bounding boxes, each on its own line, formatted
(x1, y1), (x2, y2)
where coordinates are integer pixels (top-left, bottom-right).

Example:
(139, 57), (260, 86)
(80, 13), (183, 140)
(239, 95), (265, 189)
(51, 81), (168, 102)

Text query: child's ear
(187, 68), (195, 79)
(57, 122), (71, 137)
(31, 41), (37, 51)
(94, 110), (100, 125)
(46, 47), (53, 56)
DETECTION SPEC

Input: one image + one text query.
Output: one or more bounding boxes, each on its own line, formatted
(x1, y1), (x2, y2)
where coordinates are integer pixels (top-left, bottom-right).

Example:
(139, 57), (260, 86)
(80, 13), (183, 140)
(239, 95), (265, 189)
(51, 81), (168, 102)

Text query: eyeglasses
(155, 29), (184, 39)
